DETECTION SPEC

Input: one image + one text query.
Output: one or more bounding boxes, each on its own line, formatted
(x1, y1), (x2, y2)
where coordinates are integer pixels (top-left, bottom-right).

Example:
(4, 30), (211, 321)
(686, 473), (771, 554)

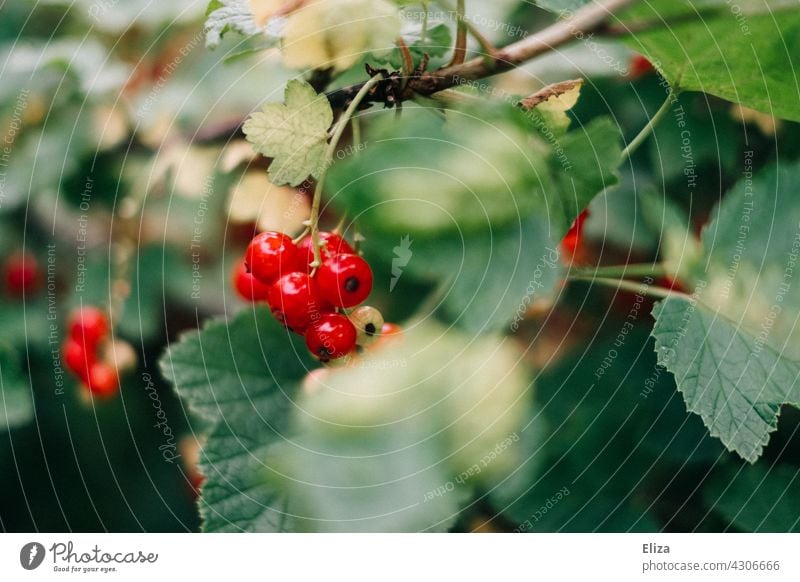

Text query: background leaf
(0, 344), (33, 430)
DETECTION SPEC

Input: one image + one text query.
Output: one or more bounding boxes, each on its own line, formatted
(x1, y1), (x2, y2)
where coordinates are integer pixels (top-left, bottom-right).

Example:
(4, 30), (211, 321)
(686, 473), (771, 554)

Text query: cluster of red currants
(61, 307), (120, 397)
(233, 230), (393, 362)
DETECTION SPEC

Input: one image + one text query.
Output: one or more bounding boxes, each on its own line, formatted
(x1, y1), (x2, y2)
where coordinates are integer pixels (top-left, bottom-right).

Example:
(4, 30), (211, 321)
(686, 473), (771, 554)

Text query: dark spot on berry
(317, 347), (331, 361)
(365, 323), (376, 336)
(244, 262), (251, 273)
(344, 276), (360, 293)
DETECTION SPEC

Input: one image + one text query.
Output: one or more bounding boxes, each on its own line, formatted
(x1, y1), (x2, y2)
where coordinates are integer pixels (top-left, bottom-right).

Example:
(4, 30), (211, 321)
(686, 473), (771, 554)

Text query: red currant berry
(560, 209), (590, 257)
(244, 231), (301, 284)
(304, 313), (357, 361)
(4, 252), (41, 296)
(297, 232), (354, 266)
(232, 261), (271, 302)
(317, 253), (373, 308)
(629, 54), (655, 79)
(62, 338), (95, 381)
(68, 306), (109, 348)
(267, 272), (328, 332)
(86, 362), (118, 397)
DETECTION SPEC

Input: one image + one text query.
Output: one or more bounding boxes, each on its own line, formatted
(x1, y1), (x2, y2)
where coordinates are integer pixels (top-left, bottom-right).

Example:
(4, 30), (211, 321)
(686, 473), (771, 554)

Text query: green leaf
(651, 296), (800, 463)
(380, 23), (453, 68)
(491, 329), (707, 531)
(243, 80), (333, 187)
(267, 322), (533, 531)
(638, 189), (702, 281)
(330, 103), (554, 235)
(205, 0), (265, 49)
(650, 160), (800, 462)
(621, 0), (800, 121)
(550, 116), (622, 232)
(396, 216), (562, 334)
(705, 463), (800, 532)
(332, 105), (619, 332)
(0, 344), (34, 430)
(159, 307), (314, 531)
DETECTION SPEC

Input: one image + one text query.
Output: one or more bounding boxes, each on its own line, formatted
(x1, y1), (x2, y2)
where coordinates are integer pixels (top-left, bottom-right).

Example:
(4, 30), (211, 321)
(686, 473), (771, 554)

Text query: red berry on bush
(244, 231), (300, 285)
(629, 54), (655, 79)
(298, 232), (354, 266)
(317, 253), (373, 308)
(561, 209), (590, 258)
(62, 338), (94, 381)
(86, 362), (118, 397)
(267, 272), (327, 332)
(69, 306), (109, 348)
(304, 313), (357, 361)
(232, 261), (271, 302)
(4, 252), (41, 296)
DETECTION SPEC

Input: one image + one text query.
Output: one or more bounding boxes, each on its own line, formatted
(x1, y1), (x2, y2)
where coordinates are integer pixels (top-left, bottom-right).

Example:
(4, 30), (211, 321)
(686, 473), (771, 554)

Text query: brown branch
(408, 0), (638, 96)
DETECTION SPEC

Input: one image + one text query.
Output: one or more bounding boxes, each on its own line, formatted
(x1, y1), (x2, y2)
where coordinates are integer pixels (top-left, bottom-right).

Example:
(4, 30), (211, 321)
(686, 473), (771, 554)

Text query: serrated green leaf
(651, 296), (800, 463)
(0, 344), (33, 430)
(159, 307), (314, 531)
(621, 0), (800, 121)
(243, 79), (333, 186)
(650, 160), (800, 463)
(705, 463), (800, 531)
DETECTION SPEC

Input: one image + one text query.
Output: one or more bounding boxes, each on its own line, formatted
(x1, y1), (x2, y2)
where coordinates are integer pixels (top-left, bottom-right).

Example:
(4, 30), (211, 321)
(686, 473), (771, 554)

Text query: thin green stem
(446, 0), (467, 67)
(571, 263), (668, 279)
(421, 0), (429, 43)
(620, 86), (677, 162)
(309, 73), (383, 271)
(569, 276), (686, 300)
(351, 115), (361, 148)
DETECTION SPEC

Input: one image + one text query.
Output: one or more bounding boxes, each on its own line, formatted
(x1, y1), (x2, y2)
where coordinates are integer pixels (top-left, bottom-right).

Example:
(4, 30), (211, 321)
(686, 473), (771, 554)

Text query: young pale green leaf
(281, 0), (401, 71)
(0, 344), (33, 430)
(651, 296), (800, 463)
(243, 80), (333, 186)
(621, 0), (800, 121)
(205, 0), (266, 48)
(159, 307), (314, 531)
(704, 463), (800, 532)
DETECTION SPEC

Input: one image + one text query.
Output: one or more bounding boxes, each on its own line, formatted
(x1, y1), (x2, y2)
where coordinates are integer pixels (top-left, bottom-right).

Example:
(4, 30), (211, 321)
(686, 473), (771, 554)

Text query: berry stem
(570, 263), (668, 279)
(620, 86), (678, 162)
(309, 73), (383, 273)
(568, 276), (688, 300)
(446, 0), (468, 67)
